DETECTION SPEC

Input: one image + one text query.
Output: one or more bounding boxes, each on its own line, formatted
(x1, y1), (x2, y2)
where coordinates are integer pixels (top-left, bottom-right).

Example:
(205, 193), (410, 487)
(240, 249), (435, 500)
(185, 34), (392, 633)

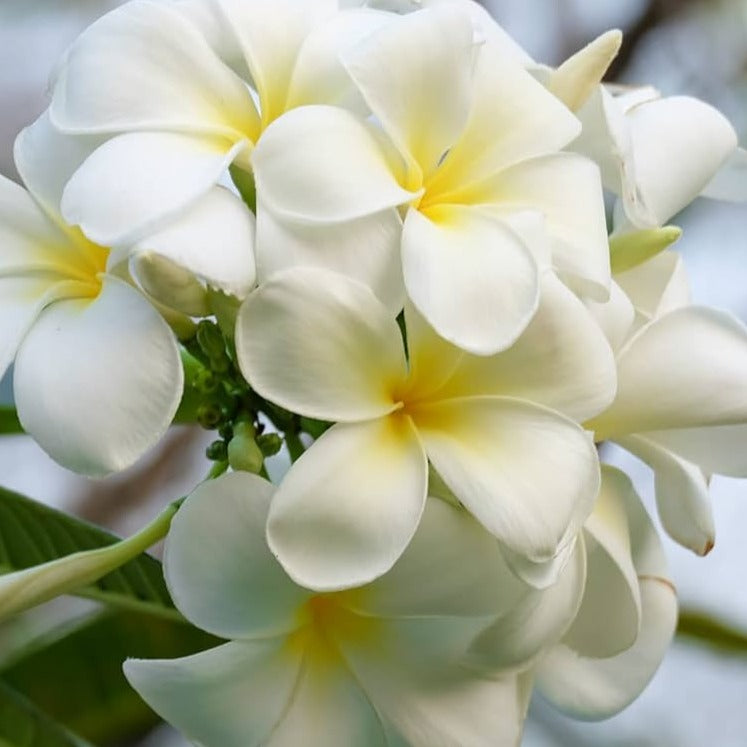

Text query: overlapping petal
(439, 271), (617, 421)
(61, 133), (248, 246)
(342, 3), (475, 179)
(14, 277), (183, 477)
(468, 153), (610, 299)
(537, 468), (677, 720)
(134, 186), (256, 299)
(236, 267), (405, 422)
(125, 639), (302, 747)
(402, 205), (539, 356)
(252, 105), (415, 223)
(589, 307), (747, 438)
(267, 416), (428, 591)
(164, 472), (309, 639)
(51, 0), (258, 138)
(255, 199), (404, 312)
(413, 396), (600, 563)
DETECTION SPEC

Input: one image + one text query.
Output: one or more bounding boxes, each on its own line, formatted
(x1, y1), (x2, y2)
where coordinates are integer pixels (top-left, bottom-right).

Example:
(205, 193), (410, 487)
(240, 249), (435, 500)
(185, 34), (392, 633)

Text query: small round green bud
(257, 433), (282, 457)
(218, 423), (234, 441)
(197, 402), (222, 429)
(206, 440), (228, 461)
(194, 369), (219, 395)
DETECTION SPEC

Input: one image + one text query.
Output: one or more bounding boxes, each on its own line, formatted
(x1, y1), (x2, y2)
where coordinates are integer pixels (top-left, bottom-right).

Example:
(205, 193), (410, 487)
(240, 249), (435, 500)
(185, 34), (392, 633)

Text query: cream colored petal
(267, 416), (428, 591)
(439, 271), (617, 422)
(342, 4), (475, 178)
(134, 186), (256, 299)
(255, 197), (404, 314)
(62, 132), (248, 247)
(583, 279), (636, 354)
(51, 0), (258, 138)
(402, 205), (539, 356)
(620, 435), (715, 557)
(252, 105), (415, 223)
(164, 472), (309, 639)
(124, 639), (302, 747)
(589, 307), (747, 438)
(414, 396), (599, 563)
(236, 267), (406, 422)
(14, 277), (182, 477)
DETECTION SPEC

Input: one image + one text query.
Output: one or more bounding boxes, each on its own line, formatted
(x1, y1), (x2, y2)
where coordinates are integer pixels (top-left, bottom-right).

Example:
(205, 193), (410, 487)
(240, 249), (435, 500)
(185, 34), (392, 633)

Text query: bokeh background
(0, 0), (745, 745)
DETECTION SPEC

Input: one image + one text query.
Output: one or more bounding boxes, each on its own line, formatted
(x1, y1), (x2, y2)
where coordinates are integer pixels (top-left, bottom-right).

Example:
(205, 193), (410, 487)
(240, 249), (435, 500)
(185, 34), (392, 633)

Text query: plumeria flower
(49, 0), (403, 306)
(123, 471), (573, 747)
(586, 250), (747, 555)
(235, 266), (613, 590)
(252, 3), (609, 354)
(535, 466), (677, 719)
(0, 112), (253, 476)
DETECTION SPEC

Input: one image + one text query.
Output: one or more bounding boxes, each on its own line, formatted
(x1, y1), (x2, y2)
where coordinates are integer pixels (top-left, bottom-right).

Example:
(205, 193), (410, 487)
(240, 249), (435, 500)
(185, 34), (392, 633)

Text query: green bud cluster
(177, 318), (334, 478)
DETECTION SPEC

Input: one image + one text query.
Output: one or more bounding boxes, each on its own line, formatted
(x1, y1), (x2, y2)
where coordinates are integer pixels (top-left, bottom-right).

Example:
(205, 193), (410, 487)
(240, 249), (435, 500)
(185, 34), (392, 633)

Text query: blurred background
(0, 0), (745, 745)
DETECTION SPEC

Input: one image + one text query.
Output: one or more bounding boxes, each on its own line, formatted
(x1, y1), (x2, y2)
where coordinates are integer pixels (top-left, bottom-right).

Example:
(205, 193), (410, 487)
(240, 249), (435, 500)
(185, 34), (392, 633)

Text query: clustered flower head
(1, 0), (746, 744)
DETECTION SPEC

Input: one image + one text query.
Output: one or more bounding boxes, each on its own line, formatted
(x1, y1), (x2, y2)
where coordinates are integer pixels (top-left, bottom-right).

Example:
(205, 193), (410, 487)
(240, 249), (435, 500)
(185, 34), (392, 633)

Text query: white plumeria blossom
(48, 0), (401, 303)
(586, 251), (747, 555)
(122, 471), (583, 747)
(252, 3), (610, 354)
(536, 466), (677, 719)
(235, 266), (614, 591)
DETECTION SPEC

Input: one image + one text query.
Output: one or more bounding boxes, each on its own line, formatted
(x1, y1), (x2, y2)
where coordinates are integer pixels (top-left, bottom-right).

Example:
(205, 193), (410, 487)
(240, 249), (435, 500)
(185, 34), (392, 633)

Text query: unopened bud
(257, 433), (282, 457)
(228, 421), (264, 473)
(196, 321), (226, 360)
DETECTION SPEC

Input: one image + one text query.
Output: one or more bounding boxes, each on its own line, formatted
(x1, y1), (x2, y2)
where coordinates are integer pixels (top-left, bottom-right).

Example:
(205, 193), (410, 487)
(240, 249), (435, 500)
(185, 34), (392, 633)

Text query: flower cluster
(1, 0), (746, 744)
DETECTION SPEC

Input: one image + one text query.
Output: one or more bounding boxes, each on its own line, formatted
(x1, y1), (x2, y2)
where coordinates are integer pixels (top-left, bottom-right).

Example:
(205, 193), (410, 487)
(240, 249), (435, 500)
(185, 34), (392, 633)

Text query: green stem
(285, 429), (306, 463)
(677, 609), (747, 655)
(0, 501), (182, 623)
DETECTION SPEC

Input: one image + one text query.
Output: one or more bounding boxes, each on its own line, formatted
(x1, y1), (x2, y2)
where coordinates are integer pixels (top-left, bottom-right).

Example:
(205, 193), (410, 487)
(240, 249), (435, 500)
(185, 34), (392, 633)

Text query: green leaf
(0, 679), (93, 747)
(0, 407), (23, 436)
(1, 609), (219, 744)
(0, 487), (180, 621)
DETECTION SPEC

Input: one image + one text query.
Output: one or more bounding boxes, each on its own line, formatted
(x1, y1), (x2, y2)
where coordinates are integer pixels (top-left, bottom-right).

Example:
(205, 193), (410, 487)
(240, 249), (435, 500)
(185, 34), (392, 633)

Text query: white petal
(164, 472), (309, 639)
(342, 4), (475, 177)
(14, 277), (183, 476)
(236, 267), (405, 422)
(267, 416), (428, 591)
(135, 186), (256, 298)
(702, 146), (747, 202)
(287, 8), (396, 115)
(589, 307), (747, 438)
(124, 639), (302, 747)
(0, 174), (87, 276)
(414, 396), (600, 563)
(537, 467), (677, 720)
(0, 277), (78, 381)
(468, 538), (586, 669)
(440, 271), (617, 422)
(474, 153), (610, 300)
(545, 30), (622, 112)
(14, 111), (103, 220)
(51, 0), (258, 138)
(614, 249), (690, 321)
(583, 279), (636, 353)
(62, 132), (247, 247)
(620, 435), (714, 556)
(402, 205), (539, 356)
(562, 470), (642, 659)
(255, 198), (404, 313)
(641, 424), (747, 478)
(215, 0), (336, 126)
(349, 496), (525, 619)
(267, 659), (386, 747)
(342, 621), (528, 747)
(427, 38), (580, 194)
(252, 105), (415, 223)
(628, 96), (738, 225)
